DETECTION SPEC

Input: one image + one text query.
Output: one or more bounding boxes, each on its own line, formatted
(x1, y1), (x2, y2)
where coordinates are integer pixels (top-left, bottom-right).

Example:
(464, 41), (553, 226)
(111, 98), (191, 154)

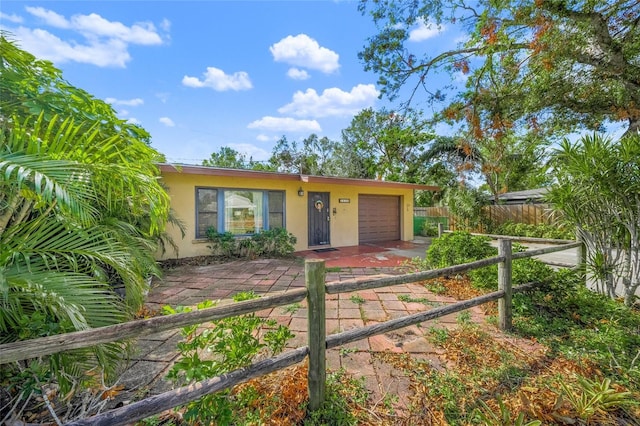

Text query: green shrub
(164, 293), (294, 425)
(206, 229), (236, 257)
(513, 269), (640, 388)
(251, 227), (297, 257)
(421, 221), (439, 237)
(469, 257), (555, 291)
(206, 228), (297, 259)
(425, 231), (496, 269)
(492, 221), (574, 240)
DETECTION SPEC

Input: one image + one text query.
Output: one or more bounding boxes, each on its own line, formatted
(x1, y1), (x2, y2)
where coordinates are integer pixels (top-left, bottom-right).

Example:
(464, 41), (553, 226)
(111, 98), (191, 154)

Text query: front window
(268, 190), (284, 229)
(224, 190), (263, 235)
(195, 188), (285, 238)
(196, 188), (217, 238)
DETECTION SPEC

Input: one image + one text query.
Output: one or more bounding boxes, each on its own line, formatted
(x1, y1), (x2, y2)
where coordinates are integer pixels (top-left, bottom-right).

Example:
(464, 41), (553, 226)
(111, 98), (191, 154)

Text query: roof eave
(157, 163), (439, 191)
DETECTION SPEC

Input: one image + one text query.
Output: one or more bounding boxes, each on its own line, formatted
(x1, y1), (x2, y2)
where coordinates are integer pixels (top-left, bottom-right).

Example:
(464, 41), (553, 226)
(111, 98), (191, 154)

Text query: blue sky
(1, 1), (459, 164)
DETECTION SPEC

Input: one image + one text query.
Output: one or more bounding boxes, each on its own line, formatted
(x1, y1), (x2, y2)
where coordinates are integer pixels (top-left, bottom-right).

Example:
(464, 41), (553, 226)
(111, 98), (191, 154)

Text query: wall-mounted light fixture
(297, 187), (304, 197)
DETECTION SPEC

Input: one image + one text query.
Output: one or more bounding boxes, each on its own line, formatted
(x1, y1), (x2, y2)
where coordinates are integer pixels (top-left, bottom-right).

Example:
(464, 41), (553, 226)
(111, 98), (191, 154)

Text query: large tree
(358, 0), (640, 137)
(0, 34), (172, 418)
(422, 132), (551, 202)
(266, 134), (339, 175)
(202, 146), (251, 169)
(340, 107), (433, 181)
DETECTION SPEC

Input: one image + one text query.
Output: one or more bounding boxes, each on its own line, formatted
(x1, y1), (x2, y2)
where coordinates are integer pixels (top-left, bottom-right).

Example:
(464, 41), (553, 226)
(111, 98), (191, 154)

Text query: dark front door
(308, 192), (330, 246)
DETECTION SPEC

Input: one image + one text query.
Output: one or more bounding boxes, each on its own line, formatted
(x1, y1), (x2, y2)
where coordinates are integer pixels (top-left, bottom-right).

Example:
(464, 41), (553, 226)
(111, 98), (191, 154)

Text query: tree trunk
(622, 116), (640, 139)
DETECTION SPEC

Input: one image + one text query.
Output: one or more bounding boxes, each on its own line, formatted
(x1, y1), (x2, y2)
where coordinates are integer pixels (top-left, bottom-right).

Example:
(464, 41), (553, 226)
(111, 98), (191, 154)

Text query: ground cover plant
(396, 231), (640, 424)
(162, 292), (294, 425)
(206, 228), (297, 259)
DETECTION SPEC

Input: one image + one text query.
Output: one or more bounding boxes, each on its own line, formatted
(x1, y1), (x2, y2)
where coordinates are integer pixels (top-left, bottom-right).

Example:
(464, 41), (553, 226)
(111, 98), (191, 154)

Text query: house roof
(497, 188), (549, 203)
(157, 163), (439, 191)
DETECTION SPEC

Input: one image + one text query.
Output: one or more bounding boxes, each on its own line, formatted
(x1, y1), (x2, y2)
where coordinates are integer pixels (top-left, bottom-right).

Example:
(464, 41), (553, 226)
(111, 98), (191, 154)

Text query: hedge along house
(158, 164), (438, 260)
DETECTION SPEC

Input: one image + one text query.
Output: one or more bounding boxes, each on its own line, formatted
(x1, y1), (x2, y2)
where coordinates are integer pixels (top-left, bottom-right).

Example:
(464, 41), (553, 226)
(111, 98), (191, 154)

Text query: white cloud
(119, 109), (130, 116)
(408, 18), (445, 42)
(26, 7), (69, 28)
(74, 14), (162, 45)
(26, 7), (162, 45)
(0, 12), (24, 24)
(7, 7), (166, 67)
(127, 117), (141, 125)
(12, 27), (131, 67)
(256, 134), (277, 142)
(105, 97), (144, 106)
(160, 18), (171, 32)
(287, 68), (310, 80)
(182, 67), (252, 91)
(270, 34), (339, 74)
(228, 143), (271, 161)
(248, 116), (321, 133)
(159, 117), (175, 127)
(278, 84), (379, 118)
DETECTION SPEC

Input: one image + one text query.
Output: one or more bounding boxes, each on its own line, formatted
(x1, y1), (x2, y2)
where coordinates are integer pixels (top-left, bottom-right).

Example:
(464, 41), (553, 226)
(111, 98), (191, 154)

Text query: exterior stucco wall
(159, 170), (416, 260)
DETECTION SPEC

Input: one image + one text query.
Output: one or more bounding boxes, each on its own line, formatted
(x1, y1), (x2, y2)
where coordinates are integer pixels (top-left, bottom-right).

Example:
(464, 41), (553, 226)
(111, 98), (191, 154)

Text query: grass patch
(397, 294), (436, 306)
(282, 302), (302, 314)
(349, 294), (365, 305)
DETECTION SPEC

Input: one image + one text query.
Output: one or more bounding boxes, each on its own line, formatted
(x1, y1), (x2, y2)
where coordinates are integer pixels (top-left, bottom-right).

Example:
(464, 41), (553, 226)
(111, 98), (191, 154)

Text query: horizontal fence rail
(0, 238), (583, 425)
(326, 256), (505, 294)
(454, 231), (575, 245)
(0, 288), (307, 364)
(67, 347), (310, 426)
(511, 241), (582, 259)
(326, 288), (505, 349)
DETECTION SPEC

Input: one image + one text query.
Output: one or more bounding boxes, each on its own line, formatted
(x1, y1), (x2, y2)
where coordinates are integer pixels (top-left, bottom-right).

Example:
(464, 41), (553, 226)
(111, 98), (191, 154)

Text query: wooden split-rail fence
(0, 238), (584, 426)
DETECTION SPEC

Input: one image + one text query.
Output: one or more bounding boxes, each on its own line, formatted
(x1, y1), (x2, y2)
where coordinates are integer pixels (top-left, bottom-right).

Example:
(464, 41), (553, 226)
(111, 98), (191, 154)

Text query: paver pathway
(114, 251), (543, 419)
(116, 259), (468, 411)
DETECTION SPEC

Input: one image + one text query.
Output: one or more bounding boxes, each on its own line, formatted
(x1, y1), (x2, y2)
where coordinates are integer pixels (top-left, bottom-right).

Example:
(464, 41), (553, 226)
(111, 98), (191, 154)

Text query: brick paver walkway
(115, 252), (542, 418)
(116, 258), (469, 410)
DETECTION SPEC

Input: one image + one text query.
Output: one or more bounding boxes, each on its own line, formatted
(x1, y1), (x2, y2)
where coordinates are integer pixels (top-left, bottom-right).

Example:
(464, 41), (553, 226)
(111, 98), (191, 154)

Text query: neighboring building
(158, 164), (437, 260)
(495, 188), (549, 205)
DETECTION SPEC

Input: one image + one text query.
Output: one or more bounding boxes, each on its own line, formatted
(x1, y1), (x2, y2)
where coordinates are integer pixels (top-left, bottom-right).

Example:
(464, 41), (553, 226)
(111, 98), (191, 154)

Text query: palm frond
(0, 264), (124, 339)
(0, 123), (100, 230)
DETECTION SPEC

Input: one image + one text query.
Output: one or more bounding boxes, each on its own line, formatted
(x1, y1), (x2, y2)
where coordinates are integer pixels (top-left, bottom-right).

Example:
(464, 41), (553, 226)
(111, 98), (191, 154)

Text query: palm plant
(0, 34), (174, 417)
(547, 133), (640, 306)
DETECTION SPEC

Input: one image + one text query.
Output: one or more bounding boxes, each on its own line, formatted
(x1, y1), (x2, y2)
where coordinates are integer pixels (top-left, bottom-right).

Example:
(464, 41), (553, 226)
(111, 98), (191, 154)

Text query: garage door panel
(358, 195), (400, 243)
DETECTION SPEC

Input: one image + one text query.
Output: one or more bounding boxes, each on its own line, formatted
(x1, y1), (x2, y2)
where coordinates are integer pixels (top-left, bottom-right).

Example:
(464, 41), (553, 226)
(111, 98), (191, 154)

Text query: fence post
(498, 239), (513, 331)
(306, 259), (326, 411)
(437, 223), (443, 238)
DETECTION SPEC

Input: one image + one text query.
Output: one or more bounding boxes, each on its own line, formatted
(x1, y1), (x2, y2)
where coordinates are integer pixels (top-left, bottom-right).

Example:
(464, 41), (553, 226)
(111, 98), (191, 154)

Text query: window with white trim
(195, 188), (285, 238)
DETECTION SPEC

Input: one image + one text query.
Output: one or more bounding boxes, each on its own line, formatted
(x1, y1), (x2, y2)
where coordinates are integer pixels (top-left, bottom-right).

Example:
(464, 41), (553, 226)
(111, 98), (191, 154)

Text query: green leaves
(557, 375), (638, 420)
(548, 133), (640, 305)
(359, 0), (640, 141)
(0, 35), (171, 412)
(165, 293), (294, 424)
(425, 231), (496, 269)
